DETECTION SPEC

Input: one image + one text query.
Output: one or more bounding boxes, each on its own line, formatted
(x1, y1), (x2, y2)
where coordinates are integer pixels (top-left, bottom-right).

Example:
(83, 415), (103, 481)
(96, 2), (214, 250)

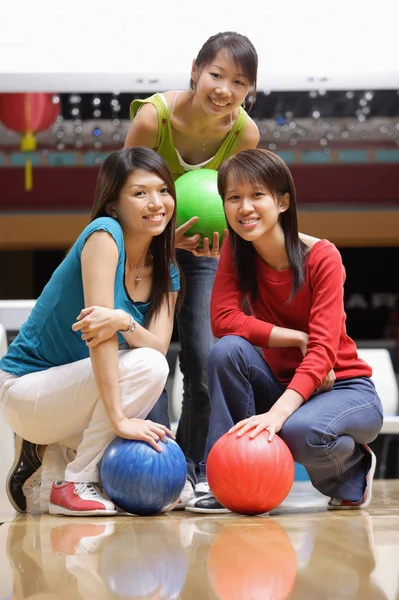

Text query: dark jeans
(147, 249), (217, 485)
(205, 335), (384, 501)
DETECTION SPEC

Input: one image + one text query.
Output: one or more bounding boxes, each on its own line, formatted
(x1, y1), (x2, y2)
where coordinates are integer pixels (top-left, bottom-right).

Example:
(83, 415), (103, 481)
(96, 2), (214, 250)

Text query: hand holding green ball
(175, 169), (227, 249)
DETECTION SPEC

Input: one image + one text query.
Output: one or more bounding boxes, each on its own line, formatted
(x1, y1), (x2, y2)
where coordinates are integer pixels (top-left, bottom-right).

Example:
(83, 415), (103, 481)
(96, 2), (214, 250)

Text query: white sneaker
(23, 467), (43, 514)
(195, 481), (210, 495)
(172, 479), (195, 510)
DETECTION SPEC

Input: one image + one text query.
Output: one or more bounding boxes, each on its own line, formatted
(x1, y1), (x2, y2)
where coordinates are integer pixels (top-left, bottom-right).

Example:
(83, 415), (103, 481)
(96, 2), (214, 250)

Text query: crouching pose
(0, 147), (180, 516)
(186, 148), (383, 514)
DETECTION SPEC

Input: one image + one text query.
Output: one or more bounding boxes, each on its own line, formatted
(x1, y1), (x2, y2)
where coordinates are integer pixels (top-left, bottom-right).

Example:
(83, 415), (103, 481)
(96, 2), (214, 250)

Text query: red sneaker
(49, 481), (117, 516)
(328, 445), (376, 510)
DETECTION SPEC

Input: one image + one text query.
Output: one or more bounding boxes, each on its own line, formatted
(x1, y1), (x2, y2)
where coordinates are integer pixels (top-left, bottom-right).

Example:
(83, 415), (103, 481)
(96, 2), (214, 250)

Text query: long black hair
(190, 31), (258, 111)
(218, 148), (307, 301)
(91, 146), (179, 322)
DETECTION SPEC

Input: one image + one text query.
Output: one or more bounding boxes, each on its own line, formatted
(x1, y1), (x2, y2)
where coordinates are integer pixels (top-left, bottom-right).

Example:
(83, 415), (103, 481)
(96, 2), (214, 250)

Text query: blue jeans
(205, 335), (384, 502)
(147, 249), (217, 485)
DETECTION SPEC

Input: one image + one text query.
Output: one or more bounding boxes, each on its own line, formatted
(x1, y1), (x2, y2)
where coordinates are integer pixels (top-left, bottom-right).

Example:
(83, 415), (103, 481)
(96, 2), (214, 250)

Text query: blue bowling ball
(100, 437), (187, 516)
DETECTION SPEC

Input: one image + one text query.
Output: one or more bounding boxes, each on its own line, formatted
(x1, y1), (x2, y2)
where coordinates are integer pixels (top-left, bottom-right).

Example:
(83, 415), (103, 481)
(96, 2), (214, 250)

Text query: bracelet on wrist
(120, 312), (136, 333)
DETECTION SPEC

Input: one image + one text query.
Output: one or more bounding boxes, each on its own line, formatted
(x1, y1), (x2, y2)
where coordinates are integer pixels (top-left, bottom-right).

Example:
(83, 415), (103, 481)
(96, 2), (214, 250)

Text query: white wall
(0, 0), (398, 91)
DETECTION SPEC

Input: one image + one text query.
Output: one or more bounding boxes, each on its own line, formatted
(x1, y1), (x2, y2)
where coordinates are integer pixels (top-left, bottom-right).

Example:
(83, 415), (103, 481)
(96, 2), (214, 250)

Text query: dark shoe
(7, 436), (42, 512)
(185, 492), (231, 514)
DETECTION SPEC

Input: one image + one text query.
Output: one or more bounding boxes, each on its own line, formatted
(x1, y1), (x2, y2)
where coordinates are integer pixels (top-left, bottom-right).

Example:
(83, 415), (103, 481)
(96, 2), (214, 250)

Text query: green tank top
(130, 93), (248, 181)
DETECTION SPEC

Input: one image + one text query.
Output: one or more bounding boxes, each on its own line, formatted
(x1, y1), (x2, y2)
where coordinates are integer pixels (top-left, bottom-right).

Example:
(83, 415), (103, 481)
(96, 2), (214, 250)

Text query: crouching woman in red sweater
(186, 148), (383, 514)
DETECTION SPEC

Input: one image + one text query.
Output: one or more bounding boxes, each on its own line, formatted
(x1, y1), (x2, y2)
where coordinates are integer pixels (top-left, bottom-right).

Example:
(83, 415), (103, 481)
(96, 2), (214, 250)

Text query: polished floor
(0, 480), (399, 600)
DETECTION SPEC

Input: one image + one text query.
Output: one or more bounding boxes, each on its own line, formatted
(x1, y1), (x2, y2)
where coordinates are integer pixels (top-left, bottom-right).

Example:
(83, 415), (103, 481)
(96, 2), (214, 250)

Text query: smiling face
(110, 168), (175, 238)
(191, 49), (250, 117)
(223, 172), (289, 243)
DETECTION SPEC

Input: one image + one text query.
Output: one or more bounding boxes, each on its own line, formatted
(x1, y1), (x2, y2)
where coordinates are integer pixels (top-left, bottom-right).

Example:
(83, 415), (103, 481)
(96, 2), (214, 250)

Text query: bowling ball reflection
(100, 520), (188, 599)
(207, 519), (297, 600)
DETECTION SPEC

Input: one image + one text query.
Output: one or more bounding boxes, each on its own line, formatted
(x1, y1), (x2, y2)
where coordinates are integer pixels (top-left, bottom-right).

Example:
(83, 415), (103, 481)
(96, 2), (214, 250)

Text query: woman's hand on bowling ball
(228, 411), (286, 442)
(72, 306), (124, 347)
(115, 417), (175, 452)
(175, 217), (202, 251)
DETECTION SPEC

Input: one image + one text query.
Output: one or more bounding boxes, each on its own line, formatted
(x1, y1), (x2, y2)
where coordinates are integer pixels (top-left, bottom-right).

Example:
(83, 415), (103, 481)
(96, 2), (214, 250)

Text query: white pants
(0, 348), (169, 483)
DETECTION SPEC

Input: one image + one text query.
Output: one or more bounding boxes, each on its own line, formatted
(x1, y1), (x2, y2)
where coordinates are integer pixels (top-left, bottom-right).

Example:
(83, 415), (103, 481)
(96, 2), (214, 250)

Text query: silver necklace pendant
(132, 251), (150, 284)
(199, 134), (212, 150)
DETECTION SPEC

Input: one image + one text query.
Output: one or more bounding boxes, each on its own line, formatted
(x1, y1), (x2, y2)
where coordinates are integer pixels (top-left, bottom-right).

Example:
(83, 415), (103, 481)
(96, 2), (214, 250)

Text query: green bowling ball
(175, 169), (227, 246)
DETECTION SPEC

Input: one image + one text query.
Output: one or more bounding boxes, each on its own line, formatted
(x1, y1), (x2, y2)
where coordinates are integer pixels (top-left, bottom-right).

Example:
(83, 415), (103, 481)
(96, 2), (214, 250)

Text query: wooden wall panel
(1, 210), (399, 249)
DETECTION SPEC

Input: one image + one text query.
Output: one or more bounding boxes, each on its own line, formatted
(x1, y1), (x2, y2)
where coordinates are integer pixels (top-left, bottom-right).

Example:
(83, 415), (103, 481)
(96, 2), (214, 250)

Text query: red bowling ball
(207, 430), (295, 515)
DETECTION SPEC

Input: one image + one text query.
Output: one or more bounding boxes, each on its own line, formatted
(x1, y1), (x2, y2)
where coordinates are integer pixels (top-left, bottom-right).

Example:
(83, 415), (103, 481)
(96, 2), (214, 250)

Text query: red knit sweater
(211, 238), (372, 400)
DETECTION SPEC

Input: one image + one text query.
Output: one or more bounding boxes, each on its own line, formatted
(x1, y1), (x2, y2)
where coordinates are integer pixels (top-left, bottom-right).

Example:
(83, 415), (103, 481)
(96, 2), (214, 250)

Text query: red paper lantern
(0, 93), (60, 190)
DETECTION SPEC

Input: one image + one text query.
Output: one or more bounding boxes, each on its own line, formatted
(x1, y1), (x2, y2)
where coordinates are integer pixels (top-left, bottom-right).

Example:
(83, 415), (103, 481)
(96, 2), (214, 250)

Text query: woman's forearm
(119, 316), (167, 355)
(97, 309), (166, 355)
(269, 388), (305, 421)
(269, 326), (308, 354)
(89, 335), (125, 429)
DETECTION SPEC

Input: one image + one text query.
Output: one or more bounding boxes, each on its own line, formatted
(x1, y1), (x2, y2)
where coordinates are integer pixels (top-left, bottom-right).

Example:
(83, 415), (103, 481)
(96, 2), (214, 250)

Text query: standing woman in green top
(124, 31), (259, 505)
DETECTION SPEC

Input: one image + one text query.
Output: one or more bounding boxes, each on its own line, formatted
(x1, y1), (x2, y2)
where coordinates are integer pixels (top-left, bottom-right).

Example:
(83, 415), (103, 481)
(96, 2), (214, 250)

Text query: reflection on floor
(0, 480), (398, 600)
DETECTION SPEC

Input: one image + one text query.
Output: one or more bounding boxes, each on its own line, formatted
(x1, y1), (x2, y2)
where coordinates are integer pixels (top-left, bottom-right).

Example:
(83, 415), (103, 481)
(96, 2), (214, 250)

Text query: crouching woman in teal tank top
(0, 147), (180, 516)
